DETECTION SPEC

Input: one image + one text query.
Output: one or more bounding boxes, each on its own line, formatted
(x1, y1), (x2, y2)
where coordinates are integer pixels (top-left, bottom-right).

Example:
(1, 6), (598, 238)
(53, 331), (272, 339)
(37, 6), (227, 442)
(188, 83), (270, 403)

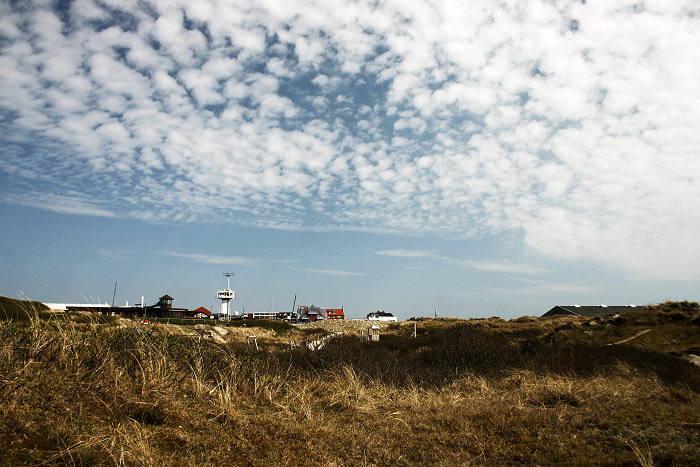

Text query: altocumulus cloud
(1, 0), (700, 280)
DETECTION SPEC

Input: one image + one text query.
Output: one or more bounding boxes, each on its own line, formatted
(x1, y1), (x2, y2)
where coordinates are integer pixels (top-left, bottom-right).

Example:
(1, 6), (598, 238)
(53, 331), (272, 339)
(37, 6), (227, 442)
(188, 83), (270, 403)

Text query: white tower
(217, 272), (235, 319)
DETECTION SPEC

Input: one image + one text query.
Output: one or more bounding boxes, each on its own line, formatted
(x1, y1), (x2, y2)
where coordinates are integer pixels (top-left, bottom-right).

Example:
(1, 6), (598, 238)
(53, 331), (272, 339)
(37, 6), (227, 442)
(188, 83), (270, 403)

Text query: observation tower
(217, 272), (235, 319)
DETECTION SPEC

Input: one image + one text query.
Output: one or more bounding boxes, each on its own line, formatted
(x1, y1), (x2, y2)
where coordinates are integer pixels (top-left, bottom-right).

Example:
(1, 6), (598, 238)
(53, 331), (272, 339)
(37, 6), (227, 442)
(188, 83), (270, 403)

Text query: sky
(1, 0), (699, 320)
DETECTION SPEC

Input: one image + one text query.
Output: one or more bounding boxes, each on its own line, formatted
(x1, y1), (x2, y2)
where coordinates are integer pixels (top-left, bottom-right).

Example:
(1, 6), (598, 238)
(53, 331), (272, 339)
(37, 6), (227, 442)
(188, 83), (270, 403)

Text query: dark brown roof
(372, 311), (394, 317)
(159, 295), (174, 300)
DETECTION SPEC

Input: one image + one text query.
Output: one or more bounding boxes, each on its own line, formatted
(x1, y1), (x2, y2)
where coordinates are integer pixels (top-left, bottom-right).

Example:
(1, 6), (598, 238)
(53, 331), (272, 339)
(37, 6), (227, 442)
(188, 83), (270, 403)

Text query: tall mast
(224, 272), (233, 289)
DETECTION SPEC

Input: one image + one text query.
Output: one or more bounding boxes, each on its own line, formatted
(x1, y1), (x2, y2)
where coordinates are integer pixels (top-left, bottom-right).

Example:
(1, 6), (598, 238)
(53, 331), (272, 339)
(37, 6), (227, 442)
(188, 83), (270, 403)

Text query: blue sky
(1, 0), (699, 319)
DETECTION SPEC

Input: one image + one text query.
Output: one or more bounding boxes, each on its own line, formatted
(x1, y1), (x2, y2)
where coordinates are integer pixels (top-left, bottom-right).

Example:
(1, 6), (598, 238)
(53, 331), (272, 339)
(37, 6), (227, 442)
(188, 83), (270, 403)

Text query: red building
(325, 308), (345, 320)
(188, 307), (212, 318)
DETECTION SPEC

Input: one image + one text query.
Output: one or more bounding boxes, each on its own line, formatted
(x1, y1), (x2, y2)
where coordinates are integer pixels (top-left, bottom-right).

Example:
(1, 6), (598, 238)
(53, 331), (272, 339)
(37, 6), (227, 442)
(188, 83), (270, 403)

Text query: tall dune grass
(1, 299), (699, 465)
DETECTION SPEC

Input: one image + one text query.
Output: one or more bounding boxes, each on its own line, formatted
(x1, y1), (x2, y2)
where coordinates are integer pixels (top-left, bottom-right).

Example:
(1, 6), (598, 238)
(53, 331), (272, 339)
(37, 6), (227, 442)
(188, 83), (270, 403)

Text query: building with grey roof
(542, 305), (641, 317)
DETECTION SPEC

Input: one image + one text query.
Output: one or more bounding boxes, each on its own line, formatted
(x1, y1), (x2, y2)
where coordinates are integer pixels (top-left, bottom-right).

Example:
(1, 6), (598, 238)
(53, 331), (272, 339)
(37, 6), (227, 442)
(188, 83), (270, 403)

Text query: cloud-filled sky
(1, 0), (699, 318)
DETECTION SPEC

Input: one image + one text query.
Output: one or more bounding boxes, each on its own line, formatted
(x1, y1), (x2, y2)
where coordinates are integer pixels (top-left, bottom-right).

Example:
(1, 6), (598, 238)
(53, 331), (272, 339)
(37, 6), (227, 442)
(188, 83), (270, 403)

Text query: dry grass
(1, 298), (699, 465)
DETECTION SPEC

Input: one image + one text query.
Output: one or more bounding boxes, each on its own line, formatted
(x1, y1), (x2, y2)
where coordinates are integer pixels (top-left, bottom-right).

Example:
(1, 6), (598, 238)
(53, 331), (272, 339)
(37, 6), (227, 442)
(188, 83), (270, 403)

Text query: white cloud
(2, 192), (116, 218)
(304, 268), (366, 276)
(266, 57), (292, 77)
(179, 68), (225, 106)
(377, 249), (549, 275)
(542, 283), (602, 294)
(96, 247), (133, 259)
(462, 260), (552, 276)
(1, 0), (699, 281)
(482, 281), (601, 295)
(162, 251), (295, 266)
(376, 249), (439, 259)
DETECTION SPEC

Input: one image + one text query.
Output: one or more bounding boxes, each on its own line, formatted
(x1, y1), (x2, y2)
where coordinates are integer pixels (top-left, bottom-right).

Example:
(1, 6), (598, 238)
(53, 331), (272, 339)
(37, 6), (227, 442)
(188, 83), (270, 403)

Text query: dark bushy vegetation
(306, 323), (700, 389)
(148, 317), (300, 334)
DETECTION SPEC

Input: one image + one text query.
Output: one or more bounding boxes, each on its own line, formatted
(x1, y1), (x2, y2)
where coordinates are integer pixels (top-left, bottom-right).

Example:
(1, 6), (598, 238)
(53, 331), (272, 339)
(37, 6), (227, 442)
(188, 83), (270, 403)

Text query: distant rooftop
(543, 305), (641, 317)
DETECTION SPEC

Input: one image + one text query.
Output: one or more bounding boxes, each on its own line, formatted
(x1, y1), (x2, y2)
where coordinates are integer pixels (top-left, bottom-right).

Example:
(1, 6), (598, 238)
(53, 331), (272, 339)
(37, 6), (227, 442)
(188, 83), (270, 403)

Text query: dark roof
(543, 305), (641, 317)
(159, 295), (174, 300)
(368, 311), (395, 317)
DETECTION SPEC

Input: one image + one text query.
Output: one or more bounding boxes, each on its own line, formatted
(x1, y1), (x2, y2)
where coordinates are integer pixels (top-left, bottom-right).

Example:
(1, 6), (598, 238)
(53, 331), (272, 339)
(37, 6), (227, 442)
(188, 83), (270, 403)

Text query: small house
(326, 307), (345, 320)
(298, 305), (325, 322)
(189, 307), (212, 319)
(367, 311), (397, 322)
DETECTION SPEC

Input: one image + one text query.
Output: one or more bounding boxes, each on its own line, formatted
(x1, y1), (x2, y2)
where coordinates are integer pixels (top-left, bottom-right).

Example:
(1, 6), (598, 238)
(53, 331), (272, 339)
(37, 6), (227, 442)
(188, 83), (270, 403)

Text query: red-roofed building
(188, 307), (212, 319)
(297, 305), (324, 322)
(326, 308), (344, 320)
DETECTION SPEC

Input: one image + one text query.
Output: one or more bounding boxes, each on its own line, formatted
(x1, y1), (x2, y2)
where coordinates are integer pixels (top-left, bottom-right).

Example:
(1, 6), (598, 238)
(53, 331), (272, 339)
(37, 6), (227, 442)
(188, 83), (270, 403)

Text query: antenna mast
(224, 272), (233, 289)
(111, 282), (117, 308)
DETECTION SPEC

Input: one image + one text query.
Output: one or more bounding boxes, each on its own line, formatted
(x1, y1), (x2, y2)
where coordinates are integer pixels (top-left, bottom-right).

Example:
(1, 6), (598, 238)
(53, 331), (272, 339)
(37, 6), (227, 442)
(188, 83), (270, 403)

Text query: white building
(43, 302), (111, 311)
(367, 311), (398, 322)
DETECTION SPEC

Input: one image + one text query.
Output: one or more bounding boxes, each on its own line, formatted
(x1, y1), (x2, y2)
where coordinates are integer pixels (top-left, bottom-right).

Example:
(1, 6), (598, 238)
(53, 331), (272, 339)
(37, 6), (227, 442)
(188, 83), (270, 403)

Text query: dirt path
(607, 329), (651, 345)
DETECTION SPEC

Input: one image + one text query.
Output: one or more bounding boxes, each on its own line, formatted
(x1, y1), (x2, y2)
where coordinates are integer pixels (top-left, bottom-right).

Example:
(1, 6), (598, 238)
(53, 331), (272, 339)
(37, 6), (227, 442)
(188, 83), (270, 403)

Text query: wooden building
(144, 295), (189, 318)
